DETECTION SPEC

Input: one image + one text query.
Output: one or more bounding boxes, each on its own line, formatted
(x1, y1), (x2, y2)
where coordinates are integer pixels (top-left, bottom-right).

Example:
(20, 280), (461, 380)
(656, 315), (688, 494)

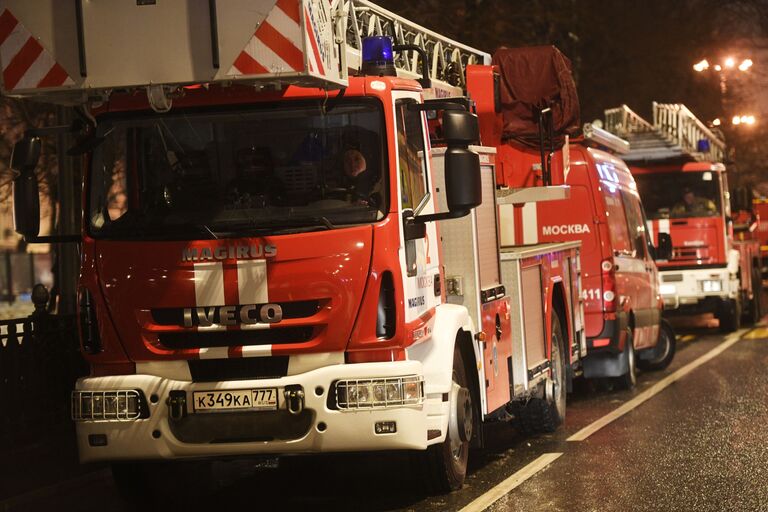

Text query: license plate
(192, 388), (278, 412)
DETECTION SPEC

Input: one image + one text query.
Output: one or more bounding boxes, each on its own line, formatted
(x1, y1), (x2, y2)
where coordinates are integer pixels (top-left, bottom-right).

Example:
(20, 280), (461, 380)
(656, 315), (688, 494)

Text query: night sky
(379, 0), (768, 186)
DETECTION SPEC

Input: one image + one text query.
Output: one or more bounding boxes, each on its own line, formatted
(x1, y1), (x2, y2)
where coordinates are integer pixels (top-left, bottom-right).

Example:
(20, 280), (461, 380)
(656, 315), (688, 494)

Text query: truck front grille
(150, 300), (322, 326)
(157, 326), (317, 349)
(188, 357), (289, 382)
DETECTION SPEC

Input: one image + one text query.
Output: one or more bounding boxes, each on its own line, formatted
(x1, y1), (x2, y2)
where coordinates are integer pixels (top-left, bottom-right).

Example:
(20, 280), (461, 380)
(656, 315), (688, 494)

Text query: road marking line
(458, 452), (563, 512)
(567, 328), (747, 442)
(743, 326), (768, 339)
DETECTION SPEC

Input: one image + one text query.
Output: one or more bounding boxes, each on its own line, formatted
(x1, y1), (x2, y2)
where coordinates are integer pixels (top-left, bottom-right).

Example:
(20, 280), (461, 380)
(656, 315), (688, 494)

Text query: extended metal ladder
(340, 0), (490, 91)
(603, 102), (725, 163)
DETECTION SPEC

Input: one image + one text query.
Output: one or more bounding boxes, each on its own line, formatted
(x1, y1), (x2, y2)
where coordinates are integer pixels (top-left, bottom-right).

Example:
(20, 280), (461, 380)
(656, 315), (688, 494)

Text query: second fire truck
(604, 103), (761, 330)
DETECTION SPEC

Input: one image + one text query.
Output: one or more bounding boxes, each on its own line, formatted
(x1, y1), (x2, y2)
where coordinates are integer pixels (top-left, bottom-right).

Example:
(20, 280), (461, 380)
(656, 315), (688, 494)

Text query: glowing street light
(732, 115), (756, 126)
(712, 118), (722, 126)
(694, 56), (754, 94)
(693, 59), (710, 72)
(738, 58), (753, 71)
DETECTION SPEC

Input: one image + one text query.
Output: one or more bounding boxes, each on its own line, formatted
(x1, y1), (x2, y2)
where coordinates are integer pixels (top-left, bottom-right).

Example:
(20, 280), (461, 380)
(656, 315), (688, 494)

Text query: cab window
(601, 183), (632, 254)
(395, 99), (429, 212)
(621, 191), (648, 258)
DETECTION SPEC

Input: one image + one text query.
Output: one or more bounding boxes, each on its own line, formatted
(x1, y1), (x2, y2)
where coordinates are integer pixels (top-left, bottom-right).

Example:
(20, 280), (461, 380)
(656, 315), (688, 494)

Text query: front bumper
(74, 360), (444, 463)
(659, 267), (736, 310)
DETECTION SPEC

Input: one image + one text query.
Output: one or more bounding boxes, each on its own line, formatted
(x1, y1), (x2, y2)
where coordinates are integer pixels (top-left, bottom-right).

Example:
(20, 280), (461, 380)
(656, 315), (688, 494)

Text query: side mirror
(655, 232), (673, 261)
(412, 110), (482, 225)
(11, 137), (42, 238)
(13, 171), (41, 238)
(11, 136), (41, 173)
(731, 185), (752, 213)
(443, 110), (481, 213)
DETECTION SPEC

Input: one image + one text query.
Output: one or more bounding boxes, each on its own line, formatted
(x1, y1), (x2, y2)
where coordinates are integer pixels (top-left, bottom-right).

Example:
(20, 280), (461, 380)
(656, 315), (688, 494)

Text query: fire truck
(604, 103), (761, 331)
(535, 123), (676, 387)
(3, 0), (585, 495)
(751, 197), (768, 278)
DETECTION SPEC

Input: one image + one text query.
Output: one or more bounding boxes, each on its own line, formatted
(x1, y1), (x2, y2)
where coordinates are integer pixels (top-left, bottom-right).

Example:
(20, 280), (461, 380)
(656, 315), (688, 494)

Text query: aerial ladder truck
(2, 0), (585, 496)
(604, 102), (761, 330)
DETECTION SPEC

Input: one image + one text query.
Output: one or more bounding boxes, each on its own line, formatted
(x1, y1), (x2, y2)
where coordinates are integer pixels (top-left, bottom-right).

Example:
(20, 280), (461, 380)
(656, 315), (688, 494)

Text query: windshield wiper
(209, 215), (337, 235)
(198, 223), (219, 239)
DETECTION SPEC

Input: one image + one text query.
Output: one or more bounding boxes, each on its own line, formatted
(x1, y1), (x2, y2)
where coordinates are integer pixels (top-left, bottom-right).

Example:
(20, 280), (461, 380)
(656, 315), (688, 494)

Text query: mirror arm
(413, 210), (470, 224)
(24, 235), (81, 244)
(408, 101), (467, 113)
(392, 44), (431, 89)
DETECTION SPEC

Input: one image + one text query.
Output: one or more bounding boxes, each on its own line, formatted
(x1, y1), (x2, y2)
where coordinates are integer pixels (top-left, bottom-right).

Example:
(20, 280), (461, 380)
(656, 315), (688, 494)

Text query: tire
(513, 313), (567, 434)
(612, 328), (637, 390)
(718, 298), (741, 333)
(417, 344), (473, 493)
(112, 461), (213, 506)
(637, 319), (676, 371)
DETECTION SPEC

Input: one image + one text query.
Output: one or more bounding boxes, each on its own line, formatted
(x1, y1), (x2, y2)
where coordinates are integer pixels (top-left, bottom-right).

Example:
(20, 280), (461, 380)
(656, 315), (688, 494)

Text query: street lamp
(732, 114), (756, 126)
(738, 59), (753, 72)
(693, 56), (753, 93)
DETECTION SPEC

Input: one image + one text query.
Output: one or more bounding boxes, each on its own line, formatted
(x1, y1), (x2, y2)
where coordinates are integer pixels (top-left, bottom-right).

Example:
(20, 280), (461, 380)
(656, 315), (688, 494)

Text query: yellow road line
(743, 327), (768, 339)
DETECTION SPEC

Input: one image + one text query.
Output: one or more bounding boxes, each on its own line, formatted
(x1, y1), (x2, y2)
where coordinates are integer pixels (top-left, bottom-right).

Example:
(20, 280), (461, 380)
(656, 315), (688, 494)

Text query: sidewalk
(0, 425), (103, 502)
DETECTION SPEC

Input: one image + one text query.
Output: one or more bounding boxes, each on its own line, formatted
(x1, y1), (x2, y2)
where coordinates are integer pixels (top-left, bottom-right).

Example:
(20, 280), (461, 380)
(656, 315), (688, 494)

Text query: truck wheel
(637, 319), (676, 371)
(512, 313), (567, 434)
(418, 345), (472, 492)
(718, 298), (741, 333)
(612, 328), (636, 390)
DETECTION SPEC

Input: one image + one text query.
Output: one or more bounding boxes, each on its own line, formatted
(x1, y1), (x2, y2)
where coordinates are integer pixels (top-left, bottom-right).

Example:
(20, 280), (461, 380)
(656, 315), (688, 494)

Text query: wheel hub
(449, 382), (473, 455)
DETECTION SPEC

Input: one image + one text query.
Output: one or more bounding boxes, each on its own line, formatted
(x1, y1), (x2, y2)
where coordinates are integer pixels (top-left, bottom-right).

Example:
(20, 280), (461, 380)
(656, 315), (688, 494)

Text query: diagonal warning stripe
(0, 8), (74, 91)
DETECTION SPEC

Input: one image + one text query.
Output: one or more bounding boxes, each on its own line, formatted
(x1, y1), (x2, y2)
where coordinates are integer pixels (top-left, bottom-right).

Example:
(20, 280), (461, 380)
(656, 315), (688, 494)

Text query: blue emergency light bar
(361, 36), (396, 77)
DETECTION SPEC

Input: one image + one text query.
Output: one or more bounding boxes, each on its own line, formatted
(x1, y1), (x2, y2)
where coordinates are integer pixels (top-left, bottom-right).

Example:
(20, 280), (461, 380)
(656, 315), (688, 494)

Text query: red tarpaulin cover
(491, 45), (580, 148)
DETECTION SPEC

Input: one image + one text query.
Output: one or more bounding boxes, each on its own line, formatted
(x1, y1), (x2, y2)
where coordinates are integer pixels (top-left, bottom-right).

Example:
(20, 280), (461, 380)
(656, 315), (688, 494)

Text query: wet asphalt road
(4, 319), (768, 512)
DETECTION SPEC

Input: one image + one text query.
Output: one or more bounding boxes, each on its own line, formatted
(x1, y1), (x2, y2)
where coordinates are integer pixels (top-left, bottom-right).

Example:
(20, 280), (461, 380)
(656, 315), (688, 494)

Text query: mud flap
(583, 348), (628, 379)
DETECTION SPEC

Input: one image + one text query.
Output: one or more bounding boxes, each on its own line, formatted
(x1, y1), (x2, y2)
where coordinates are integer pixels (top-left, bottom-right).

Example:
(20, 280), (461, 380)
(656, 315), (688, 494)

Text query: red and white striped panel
(303, 5), (325, 76)
(0, 9), (74, 91)
(228, 0), (304, 77)
(499, 203), (540, 246)
(193, 259), (273, 360)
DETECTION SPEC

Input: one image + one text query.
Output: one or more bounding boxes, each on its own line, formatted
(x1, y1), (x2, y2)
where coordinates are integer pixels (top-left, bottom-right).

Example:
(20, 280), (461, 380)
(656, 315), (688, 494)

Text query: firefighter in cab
(672, 186), (717, 216)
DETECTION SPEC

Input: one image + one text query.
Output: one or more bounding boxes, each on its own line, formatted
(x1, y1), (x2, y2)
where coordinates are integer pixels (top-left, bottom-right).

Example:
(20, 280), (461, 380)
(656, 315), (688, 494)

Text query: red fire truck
(534, 123), (676, 387)
(604, 103), (761, 331)
(751, 197), (768, 278)
(3, 0), (586, 495)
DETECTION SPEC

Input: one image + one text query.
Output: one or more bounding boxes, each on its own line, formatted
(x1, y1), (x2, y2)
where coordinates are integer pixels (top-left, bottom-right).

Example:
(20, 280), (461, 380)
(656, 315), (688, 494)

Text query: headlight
(335, 376), (424, 410)
(660, 284), (677, 295)
(72, 390), (146, 421)
(700, 280), (722, 293)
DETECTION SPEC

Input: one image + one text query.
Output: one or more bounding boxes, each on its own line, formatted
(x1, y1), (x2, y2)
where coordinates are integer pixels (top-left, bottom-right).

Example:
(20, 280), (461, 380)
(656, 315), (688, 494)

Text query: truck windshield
(634, 171), (722, 220)
(88, 99), (387, 239)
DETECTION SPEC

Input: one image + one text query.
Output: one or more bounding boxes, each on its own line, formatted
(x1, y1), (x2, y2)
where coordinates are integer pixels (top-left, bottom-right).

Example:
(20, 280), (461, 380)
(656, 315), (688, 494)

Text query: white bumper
(74, 360), (448, 463)
(659, 266), (738, 309)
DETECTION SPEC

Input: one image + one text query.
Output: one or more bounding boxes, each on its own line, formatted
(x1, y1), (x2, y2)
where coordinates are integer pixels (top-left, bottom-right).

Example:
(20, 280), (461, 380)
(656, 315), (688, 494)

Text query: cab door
(622, 190), (659, 348)
(393, 93), (441, 332)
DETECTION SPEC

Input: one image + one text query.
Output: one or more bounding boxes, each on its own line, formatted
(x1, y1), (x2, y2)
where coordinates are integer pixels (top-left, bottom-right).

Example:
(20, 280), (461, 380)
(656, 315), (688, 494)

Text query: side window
(90, 126), (129, 231)
(601, 184), (632, 254)
(395, 99), (429, 212)
(621, 191), (647, 258)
